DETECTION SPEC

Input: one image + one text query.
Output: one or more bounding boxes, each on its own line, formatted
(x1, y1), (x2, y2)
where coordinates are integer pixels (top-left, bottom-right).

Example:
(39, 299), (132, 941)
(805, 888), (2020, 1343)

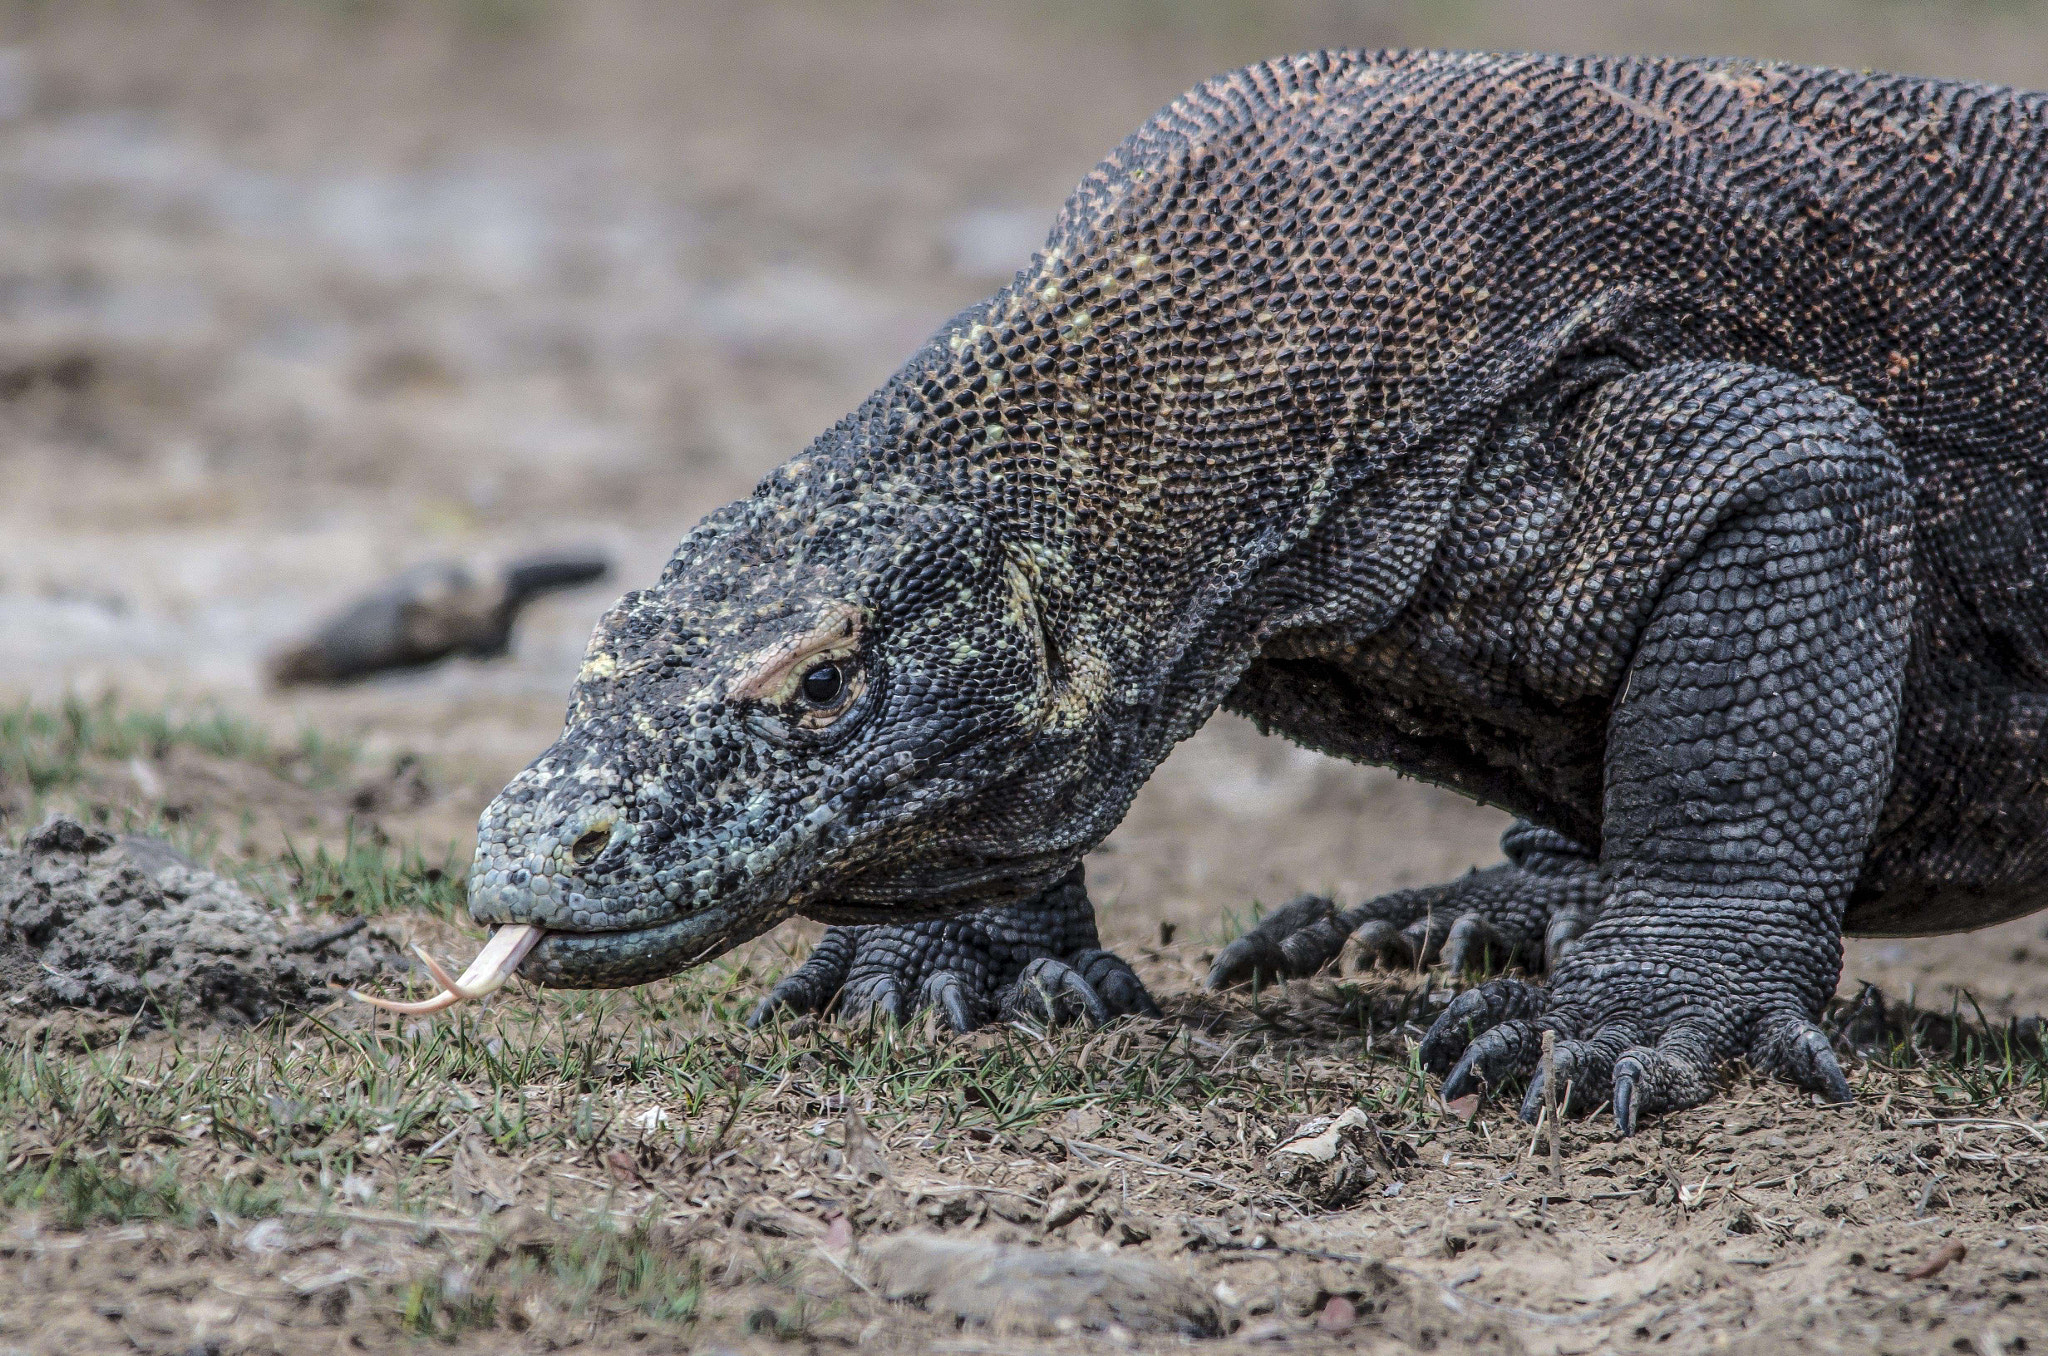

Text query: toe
(1516, 1035), (1616, 1123)
(922, 972), (984, 1033)
(1442, 1019), (1542, 1101)
(844, 973), (909, 1025)
(746, 991), (793, 1028)
(1204, 935), (1272, 990)
(1441, 912), (1519, 976)
(750, 930), (856, 1026)
(1278, 916), (1351, 973)
(1752, 1013), (1854, 1104)
(1349, 918), (1415, 970)
(1000, 957), (1113, 1026)
(1420, 977), (1545, 1076)
(1603, 1031), (1719, 1134)
(1542, 910), (1590, 971)
(1205, 895), (1343, 988)
(747, 972), (832, 1028)
(1072, 949), (1161, 1018)
(1401, 914), (1451, 967)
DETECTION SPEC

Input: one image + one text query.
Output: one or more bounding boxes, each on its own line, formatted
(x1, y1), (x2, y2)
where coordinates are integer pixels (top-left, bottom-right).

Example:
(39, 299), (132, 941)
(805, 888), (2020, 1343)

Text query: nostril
(570, 827), (612, 866)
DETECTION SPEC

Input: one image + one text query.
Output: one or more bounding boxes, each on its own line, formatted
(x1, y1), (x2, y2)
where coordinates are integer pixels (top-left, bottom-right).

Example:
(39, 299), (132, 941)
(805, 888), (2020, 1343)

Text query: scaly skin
(468, 52), (2048, 1127)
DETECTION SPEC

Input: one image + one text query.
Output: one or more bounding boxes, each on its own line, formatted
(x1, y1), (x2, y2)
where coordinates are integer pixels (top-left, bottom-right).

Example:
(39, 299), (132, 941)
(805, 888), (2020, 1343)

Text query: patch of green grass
(546, 1216), (705, 1324)
(280, 821), (469, 920)
(0, 1151), (188, 1228)
(1838, 983), (2048, 1105)
(0, 692), (355, 799)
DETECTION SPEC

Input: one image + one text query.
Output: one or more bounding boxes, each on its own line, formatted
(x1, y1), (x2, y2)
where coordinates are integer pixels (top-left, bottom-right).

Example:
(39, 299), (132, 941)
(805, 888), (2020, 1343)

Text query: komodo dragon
(379, 51), (2048, 1131)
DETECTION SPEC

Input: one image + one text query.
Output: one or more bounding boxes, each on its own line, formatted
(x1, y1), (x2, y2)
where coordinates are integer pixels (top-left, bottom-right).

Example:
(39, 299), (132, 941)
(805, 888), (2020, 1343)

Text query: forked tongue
(350, 923), (545, 1015)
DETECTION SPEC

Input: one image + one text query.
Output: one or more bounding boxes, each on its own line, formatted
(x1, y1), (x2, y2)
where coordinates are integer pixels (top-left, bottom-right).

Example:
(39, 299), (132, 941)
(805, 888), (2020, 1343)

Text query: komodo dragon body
(463, 50), (2048, 1129)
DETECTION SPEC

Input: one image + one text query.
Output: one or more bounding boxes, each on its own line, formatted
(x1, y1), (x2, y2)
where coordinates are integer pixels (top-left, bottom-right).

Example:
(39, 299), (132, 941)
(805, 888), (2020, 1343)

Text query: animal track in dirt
(0, 814), (402, 1025)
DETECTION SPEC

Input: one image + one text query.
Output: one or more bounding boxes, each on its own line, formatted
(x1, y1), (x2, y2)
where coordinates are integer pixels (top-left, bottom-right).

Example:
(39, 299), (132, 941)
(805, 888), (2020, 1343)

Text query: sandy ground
(3, 2), (2048, 1352)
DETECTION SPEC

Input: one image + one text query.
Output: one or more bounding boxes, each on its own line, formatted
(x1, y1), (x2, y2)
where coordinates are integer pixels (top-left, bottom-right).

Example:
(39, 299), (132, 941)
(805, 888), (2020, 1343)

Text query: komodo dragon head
(441, 451), (1099, 994)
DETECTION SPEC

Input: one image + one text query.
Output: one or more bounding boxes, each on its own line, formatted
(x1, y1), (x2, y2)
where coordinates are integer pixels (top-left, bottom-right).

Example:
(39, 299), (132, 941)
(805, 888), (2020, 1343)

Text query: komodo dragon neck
(765, 56), (1664, 842)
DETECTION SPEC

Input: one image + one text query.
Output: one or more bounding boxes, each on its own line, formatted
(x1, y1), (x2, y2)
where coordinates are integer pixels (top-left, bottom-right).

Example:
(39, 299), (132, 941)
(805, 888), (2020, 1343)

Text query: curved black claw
(1205, 895), (1349, 988)
(1612, 1063), (1638, 1138)
(1441, 1020), (1543, 1103)
(1071, 948), (1163, 1019)
(999, 957), (1115, 1026)
(1441, 912), (1516, 975)
(1752, 1015), (1853, 1104)
(922, 971), (984, 1032)
(1420, 977), (1547, 1077)
(749, 929), (857, 1027)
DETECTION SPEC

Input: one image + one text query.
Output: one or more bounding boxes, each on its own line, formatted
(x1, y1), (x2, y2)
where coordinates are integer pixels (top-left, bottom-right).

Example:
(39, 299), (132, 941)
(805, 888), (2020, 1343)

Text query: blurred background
(5, 0), (2048, 1005)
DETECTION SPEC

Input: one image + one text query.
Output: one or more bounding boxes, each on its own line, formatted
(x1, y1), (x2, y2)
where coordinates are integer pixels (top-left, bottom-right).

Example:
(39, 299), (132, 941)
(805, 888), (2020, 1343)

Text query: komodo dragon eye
(800, 661), (845, 708)
(732, 603), (871, 744)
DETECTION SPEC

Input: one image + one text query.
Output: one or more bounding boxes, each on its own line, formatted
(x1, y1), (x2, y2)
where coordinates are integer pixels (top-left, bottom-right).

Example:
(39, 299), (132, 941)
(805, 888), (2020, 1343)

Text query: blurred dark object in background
(266, 551), (609, 686)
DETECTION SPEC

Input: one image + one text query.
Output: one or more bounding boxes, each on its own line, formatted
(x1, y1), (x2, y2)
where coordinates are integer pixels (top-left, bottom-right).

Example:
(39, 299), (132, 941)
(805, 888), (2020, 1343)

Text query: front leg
(749, 866), (1159, 1031)
(1424, 367), (1914, 1131)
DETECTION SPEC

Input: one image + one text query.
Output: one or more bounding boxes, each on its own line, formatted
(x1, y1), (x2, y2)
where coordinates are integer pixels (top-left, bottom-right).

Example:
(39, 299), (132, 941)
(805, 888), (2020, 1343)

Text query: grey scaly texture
(466, 51), (2048, 1129)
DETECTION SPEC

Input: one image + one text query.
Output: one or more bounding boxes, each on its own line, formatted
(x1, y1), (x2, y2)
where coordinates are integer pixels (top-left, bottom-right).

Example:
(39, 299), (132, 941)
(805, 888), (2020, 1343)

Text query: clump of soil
(0, 814), (402, 1024)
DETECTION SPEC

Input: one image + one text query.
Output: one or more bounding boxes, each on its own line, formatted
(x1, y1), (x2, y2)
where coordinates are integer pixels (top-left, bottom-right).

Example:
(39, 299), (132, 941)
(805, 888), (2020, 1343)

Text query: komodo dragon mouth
(350, 912), (779, 1013)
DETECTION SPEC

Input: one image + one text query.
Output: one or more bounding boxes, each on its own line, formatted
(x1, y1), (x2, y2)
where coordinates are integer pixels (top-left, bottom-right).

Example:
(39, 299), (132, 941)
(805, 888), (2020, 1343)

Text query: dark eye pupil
(801, 662), (844, 706)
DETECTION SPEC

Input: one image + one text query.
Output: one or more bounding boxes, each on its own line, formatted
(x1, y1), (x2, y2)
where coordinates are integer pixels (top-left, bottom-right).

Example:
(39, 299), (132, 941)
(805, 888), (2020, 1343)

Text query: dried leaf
(604, 1148), (648, 1187)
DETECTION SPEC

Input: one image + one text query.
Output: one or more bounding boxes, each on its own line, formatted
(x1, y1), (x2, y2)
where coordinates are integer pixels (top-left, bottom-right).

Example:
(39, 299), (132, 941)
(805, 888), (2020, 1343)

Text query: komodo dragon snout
(414, 480), (1083, 999)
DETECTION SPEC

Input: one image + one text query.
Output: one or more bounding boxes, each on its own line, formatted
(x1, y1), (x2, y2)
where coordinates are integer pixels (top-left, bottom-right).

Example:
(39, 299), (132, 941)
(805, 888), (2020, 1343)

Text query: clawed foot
(1419, 970), (1852, 1135)
(1205, 823), (1601, 989)
(747, 879), (1159, 1033)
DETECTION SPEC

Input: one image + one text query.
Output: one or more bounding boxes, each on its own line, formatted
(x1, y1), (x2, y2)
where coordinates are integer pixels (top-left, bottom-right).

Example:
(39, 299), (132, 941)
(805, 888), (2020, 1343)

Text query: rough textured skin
(468, 50), (2048, 1126)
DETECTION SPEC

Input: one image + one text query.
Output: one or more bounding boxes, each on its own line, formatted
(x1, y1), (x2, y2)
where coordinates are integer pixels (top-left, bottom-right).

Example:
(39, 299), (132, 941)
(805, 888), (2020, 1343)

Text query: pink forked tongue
(350, 924), (544, 1015)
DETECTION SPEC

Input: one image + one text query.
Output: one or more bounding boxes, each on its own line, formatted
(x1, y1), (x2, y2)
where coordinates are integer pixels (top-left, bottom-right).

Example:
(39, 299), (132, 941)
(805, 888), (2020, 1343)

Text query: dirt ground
(3, 2), (2047, 1352)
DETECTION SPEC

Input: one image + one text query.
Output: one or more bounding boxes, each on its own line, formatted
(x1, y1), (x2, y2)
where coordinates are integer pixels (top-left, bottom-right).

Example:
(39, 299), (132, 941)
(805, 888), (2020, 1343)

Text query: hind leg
(1206, 820), (1601, 988)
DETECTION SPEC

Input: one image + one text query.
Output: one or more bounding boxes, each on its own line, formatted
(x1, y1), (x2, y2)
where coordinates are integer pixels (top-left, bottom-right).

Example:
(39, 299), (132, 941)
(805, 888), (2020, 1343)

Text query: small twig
(1901, 1117), (2048, 1144)
(812, 1241), (878, 1298)
(1542, 1030), (1562, 1181)
(284, 917), (369, 954)
(1914, 1174), (1947, 1217)
(416, 1122), (469, 1161)
(1064, 1139), (1262, 1197)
